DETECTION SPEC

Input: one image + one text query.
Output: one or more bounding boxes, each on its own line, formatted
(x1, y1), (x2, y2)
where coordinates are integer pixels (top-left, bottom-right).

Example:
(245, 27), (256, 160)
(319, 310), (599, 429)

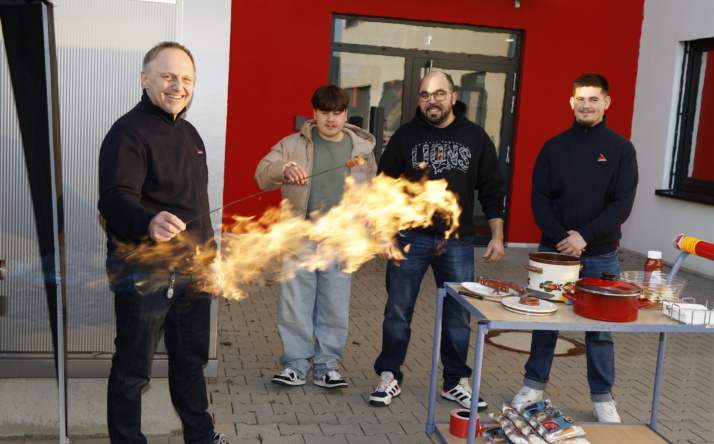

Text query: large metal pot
(564, 272), (651, 322)
(525, 252), (581, 302)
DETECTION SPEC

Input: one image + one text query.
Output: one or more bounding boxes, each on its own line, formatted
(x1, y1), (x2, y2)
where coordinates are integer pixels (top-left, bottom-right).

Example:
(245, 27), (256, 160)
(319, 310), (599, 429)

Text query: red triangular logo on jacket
(597, 153), (607, 161)
(195, 145), (204, 154)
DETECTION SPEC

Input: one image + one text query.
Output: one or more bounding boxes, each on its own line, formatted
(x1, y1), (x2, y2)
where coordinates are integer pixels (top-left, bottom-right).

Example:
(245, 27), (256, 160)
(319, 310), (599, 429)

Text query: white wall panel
(54, 0), (180, 355)
(1, 0), (231, 375)
(624, 0), (714, 277)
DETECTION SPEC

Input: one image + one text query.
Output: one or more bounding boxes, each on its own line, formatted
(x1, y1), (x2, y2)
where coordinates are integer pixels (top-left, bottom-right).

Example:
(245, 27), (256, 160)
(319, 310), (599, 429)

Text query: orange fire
(218, 174), (461, 299)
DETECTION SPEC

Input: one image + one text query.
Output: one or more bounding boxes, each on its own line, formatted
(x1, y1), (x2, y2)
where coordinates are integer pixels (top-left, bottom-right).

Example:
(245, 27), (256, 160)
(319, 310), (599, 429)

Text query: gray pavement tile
(387, 432), (438, 443)
(304, 435), (348, 444)
(345, 434), (392, 444)
(361, 421), (407, 436)
(12, 246), (713, 443)
(311, 401), (353, 414)
(296, 412), (339, 425)
(214, 410), (258, 424)
(333, 412), (379, 425)
(233, 423), (280, 439)
(320, 422), (363, 435)
(256, 411), (298, 425)
(259, 436), (306, 444)
(278, 424), (322, 436)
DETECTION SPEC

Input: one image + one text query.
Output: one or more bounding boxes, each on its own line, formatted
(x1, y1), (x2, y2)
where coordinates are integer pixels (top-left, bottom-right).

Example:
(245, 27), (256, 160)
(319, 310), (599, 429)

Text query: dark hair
(572, 73), (609, 96)
(143, 41), (195, 72)
(311, 85), (350, 112)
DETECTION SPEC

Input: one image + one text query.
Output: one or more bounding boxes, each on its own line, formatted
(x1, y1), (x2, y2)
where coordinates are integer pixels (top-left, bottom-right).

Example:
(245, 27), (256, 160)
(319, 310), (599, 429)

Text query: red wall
(223, 0), (644, 243)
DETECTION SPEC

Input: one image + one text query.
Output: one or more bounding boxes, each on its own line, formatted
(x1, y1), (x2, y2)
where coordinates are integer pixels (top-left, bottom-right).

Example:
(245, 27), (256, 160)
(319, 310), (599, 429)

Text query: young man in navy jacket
(512, 73), (638, 423)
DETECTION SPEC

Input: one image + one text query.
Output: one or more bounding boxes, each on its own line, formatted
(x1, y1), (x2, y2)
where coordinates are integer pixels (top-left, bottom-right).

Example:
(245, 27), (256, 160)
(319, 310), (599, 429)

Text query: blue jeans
(523, 247), (619, 402)
(374, 231), (474, 389)
(278, 239), (353, 379)
(107, 270), (214, 444)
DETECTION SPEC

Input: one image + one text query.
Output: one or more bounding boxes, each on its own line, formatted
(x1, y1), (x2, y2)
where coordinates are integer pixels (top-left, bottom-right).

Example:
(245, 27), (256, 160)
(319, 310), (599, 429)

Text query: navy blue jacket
(532, 116), (638, 257)
(98, 91), (216, 273)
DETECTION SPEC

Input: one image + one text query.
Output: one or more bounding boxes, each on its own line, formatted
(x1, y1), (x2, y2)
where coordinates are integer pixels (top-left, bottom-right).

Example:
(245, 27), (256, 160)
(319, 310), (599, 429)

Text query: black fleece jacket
(98, 91), (216, 273)
(378, 101), (505, 236)
(532, 116), (638, 257)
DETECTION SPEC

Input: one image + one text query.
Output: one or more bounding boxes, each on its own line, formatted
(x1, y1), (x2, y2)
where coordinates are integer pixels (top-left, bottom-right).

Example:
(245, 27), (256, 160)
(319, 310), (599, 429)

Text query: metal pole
(42, 2), (69, 442)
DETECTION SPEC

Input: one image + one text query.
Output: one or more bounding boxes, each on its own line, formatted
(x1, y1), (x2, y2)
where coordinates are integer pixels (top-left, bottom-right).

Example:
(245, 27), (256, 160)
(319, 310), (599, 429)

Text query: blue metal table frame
(425, 283), (713, 444)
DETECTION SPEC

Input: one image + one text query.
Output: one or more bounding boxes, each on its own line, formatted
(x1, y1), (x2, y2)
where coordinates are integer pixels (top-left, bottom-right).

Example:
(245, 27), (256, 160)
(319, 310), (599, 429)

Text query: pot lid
(574, 272), (643, 297)
(529, 252), (580, 265)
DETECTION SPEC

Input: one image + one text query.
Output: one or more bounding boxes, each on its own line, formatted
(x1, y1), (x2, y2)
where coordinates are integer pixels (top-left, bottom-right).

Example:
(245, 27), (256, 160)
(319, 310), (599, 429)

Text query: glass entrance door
(414, 58), (515, 245)
(331, 16), (519, 245)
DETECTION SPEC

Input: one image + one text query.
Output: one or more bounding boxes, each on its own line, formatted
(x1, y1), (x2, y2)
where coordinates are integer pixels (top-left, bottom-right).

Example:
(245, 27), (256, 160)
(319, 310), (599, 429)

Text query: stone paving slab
(4, 247), (713, 443)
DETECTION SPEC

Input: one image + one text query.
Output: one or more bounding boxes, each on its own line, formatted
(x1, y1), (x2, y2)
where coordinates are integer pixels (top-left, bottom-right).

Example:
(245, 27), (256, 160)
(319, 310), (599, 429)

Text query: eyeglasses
(418, 89), (451, 102)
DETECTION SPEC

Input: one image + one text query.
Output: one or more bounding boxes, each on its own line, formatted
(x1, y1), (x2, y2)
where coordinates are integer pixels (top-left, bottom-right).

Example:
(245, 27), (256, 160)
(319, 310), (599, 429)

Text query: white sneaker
(511, 385), (543, 410)
(271, 368), (306, 386)
(593, 400), (621, 422)
(441, 378), (487, 411)
(212, 432), (229, 444)
(314, 370), (348, 388)
(369, 371), (401, 406)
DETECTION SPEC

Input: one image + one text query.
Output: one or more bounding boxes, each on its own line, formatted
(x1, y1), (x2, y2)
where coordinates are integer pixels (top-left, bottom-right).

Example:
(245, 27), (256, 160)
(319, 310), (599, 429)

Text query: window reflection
(335, 18), (517, 58)
(333, 51), (405, 145)
(421, 67), (506, 151)
(689, 51), (714, 181)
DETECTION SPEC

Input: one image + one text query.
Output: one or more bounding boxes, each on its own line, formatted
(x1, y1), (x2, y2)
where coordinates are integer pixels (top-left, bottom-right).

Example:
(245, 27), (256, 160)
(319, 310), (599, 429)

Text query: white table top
(446, 283), (714, 333)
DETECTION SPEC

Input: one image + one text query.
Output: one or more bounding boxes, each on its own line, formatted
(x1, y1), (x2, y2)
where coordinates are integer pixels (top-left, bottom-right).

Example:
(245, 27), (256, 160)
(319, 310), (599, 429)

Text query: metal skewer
(185, 156), (366, 225)
(116, 156), (368, 260)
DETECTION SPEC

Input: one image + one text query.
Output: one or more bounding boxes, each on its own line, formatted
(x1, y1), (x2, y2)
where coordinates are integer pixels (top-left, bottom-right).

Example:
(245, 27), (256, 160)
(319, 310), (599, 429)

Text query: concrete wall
(0, 379), (180, 437)
(622, 0), (714, 277)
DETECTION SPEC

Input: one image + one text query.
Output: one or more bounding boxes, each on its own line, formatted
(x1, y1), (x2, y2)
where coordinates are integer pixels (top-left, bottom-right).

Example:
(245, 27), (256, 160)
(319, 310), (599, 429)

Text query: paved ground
(4, 246), (713, 443)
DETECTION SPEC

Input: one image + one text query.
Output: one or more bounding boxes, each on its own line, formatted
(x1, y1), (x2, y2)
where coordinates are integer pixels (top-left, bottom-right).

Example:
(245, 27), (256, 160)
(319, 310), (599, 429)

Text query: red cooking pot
(563, 272), (650, 322)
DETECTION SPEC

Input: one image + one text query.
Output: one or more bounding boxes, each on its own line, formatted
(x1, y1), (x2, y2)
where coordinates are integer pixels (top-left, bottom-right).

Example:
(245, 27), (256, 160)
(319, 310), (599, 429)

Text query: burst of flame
(219, 173), (461, 299)
(110, 174), (461, 299)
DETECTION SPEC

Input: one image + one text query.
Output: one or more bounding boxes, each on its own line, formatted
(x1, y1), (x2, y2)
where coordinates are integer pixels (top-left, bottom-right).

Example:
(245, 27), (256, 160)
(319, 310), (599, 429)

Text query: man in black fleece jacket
(368, 71), (505, 412)
(98, 42), (227, 444)
(512, 73), (638, 423)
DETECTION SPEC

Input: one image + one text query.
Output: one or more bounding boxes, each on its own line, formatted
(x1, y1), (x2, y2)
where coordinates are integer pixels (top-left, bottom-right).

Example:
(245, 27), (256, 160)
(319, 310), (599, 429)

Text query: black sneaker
(314, 370), (348, 388)
(271, 368), (306, 386)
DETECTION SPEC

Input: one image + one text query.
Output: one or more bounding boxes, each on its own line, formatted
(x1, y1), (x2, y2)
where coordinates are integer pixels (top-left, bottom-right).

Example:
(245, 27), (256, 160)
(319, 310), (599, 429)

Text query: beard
(423, 104), (452, 126)
(575, 117), (596, 127)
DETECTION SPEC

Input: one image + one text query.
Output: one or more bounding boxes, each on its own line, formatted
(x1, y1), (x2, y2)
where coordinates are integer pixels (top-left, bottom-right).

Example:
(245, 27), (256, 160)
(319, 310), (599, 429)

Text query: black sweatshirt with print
(378, 101), (506, 237)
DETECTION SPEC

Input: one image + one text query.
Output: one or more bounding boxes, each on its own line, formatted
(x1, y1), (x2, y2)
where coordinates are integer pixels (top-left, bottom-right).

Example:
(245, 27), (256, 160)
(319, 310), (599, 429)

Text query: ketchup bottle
(644, 250), (663, 284)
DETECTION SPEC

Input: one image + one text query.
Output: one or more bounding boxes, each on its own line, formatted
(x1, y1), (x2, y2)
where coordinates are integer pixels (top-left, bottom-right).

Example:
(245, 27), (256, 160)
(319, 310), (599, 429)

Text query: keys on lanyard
(166, 273), (176, 299)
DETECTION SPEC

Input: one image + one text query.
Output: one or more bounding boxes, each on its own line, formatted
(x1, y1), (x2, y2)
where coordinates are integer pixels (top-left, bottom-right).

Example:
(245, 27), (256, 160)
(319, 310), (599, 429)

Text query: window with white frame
(659, 38), (714, 204)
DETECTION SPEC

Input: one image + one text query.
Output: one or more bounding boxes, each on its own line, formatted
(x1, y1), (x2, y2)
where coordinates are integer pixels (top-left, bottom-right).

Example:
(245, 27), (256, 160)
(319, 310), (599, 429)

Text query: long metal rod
(118, 160), (361, 261)
(185, 161), (353, 225)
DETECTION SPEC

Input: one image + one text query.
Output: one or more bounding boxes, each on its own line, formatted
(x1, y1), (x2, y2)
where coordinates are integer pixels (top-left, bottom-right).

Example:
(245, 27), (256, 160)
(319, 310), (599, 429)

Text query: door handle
(0, 259), (6, 280)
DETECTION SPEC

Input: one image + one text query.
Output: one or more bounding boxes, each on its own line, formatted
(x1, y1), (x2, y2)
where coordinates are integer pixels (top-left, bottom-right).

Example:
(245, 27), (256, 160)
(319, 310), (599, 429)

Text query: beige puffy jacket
(254, 120), (377, 219)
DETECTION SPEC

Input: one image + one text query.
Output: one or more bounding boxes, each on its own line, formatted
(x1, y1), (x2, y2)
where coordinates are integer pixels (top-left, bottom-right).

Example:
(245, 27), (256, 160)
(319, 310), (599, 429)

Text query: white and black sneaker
(271, 368), (306, 386)
(369, 371), (402, 406)
(441, 378), (487, 411)
(314, 370), (348, 388)
(212, 432), (229, 443)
